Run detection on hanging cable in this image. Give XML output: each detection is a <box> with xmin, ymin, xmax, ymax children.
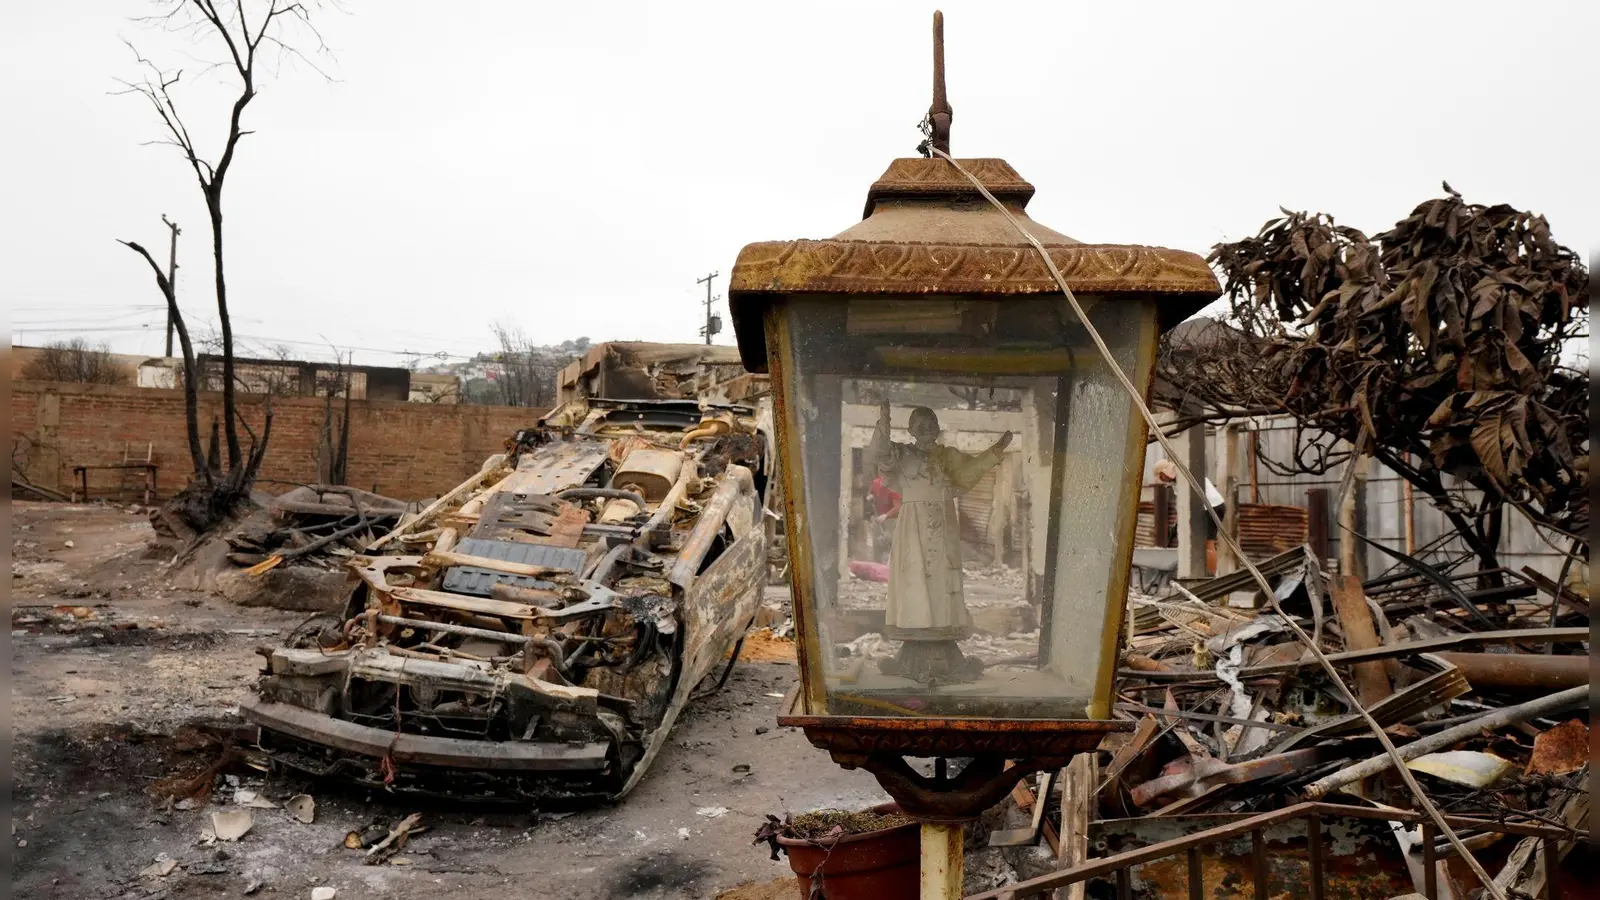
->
<box><xmin>927</xmin><ymin>146</ymin><xmax>1511</xmax><ymax>900</ymax></box>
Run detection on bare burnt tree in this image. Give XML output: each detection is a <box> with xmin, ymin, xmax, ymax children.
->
<box><xmin>114</xmin><ymin>0</ymin><xmax>333</xmax><ymax>535</ymax></box>
<box><xmin>313</xmin><ymin>350</ymin><xmax>353</xmax><ymax>485</ymax></box>
<box><xmin>1181</xmin><ymin>185</ymin><xmax>1589</xmax><ymax>571</ymax></box>
<box><xmin>20</xmin><ymin>339</ymin><xmax>131</xmax><ymax>386</ymax></box>
<box><xmin>120</xmin><ymin>241</ymin><xmax>208</xmax><ymax>481</ymax></box>
<box><xmin>486</xmin><ymin>322</ymin><xmax>569</xmax><ymax>409</ymax></box>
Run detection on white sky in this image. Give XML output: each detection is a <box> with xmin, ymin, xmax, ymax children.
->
<box><xmin>5</xmin><ymin>1</ymin><xmax>1595</xmax><ymax>367</ymax></box>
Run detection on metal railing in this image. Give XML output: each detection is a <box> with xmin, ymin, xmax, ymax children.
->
<box><xmin>965</xmin><ymin>801</ymin><xmax>1573</xmax><ymax>900</ymax></box>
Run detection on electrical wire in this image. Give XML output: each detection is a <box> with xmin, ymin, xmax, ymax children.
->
<box><xmin>928</xmin><ymin>147</ymin><xmax>1512</xmax><ymax>900</ymax></box>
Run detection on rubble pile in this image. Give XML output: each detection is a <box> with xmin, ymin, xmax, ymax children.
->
<box><xmin>995</xmin><ymin>544</ymin><xmax>1588</xmax><ymax>896</ymax></box>
<box><xmin>221</xmin><ymin>485</ymin><xmax>413</xmax><ymax>574</ymax></box>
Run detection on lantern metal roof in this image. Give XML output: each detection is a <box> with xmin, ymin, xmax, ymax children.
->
<box><xmin>727</xmin><ymin>12</ymin><xmax>1221</xmax><ymax>372</ymax></box>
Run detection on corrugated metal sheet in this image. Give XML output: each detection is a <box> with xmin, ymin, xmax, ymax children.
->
<box><xmin>1135</xmin><ymin>501</ymin><xmax>1170</xmax><ymax>548</ymax></box>
<box><xmin>1238</xmin><ymin>504</ymin><xmax>1309</xmax><ymax>560</ymax></box>
<box><xmin>1141</xmin><ymin>415</ymin><xmax>1571</xmax><ymax>580</ymax></box>
<box><xmin>957</xmin><ymin>467</ymin><xmax>997</xmax><ymax>554</ymax></box>
<box><xmin>440</xmin><ymin>537</ymin><xmax>588</xmax><ymax>597</ymax></box>
<box><xmin>1134</xmin><ymin>501</ymin><xmax>1305</xmax><ymax>562</ymax></box>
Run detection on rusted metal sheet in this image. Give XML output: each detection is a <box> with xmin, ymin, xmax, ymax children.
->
<box><xmin>1134</xmin><ymin>499</ymin><xmax>1301</xmax><ymax>559</ymax></box>
<box><xmin>956</xmin><ymin>465</ymin><xmax>997</xmax><ymax>554</ymax></box>
<box><xmin>1524</xmin><ymin>719</ymin><xmax>1588</xmax><ymax>776</ymax></box>
<box><xmin>1236</xmin><ymin>503</ymin><xmax>1309</xmax><ymax>560</ymax></box>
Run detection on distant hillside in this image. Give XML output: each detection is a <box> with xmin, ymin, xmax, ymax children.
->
<box><xmin>422</xmin><ymin>334</ymin><xmax>590</xmax><ymax>408</ymax></box>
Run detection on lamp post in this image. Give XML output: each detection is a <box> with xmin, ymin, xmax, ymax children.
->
<box><xmin>729</xmin><ymin>12</ymin><xmax>1221</xmax><ymax>897</ymax></box>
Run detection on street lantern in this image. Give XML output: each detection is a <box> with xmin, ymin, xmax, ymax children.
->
<box><xmin>728</xmin><ymin>9</ymin><xmax>1221</xmax><ymax>863</ymax></box>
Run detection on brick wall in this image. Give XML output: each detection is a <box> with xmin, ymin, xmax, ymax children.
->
<box><xmin>12</xmin><ymin>381</ymin><xmax>543</xmax><ymax>501</ymax></box>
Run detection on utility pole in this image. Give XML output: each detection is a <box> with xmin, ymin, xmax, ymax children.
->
<box><xmin>161</xmin><ymin>215</ymin><xmax>181</xmax><ymax>358</ymax></box>
<box><xmin>696</xmin><ymin>271</ymin><xmax>720</xmax><ymax>345</ymax></box>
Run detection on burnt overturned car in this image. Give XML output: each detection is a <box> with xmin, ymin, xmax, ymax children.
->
<box><xmin>241</xmin><ymin>398</ymin><xmax>772</xmax><ymax>805</ymax></box>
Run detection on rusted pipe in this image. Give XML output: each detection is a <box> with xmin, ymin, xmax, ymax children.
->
<box><xmin>1301</xmin><ymin>686</ymin><xmax>1587</xmax><ymax>799</ymax></box>
<box><xmin>557</xmin><ymin>487</ymin><xmax>647</xmax><ymax>510</ymax></box>
<box><xmin>1402</xmin><ymin>453</ymin><xmax>1416</xmax><ymax>555</ymax></box>
<box><xmin>487</xmin><ymin>582</ymin><xmax>566</xmax><ymax>606</ymax></box>
<box><xmin>1434</xmin><ymin>652</ymin><xmax>1587</xmax><ymax>691</ymax></box>
<box><xmin>376</xmin><ymin>615</ymin><xmax>570</xmax><ymax>676</ymax></box>
<box><xmin>667</xmin><ymin>465</ymin><xmax>753</xmax><ymax>588</ymax></box>
<box><xmin>678</xmin><ymin>417</ymin><xmax>731</xmax><ymax>448</ymax></box>
<box><xmin>585</xmin><ymin>543</ymin><xmax>632</xmax><ymax>583</ymax></box>
<box><xmin>377</xmin><ymin>614</ymin><xmax>530</xmax><ymax>645</ymax></box>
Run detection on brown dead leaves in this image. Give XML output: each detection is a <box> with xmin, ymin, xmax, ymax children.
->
<box><xmin>1208</xmin><ymin>184</ymin><xmax>1588</xmax><ymax>533</ymax></box>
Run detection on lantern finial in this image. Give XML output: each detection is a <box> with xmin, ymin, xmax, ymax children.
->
<box><xmin>927</xmin><ymin>11</ymin><xmax>952</xmax><ymax>156</ymax></box>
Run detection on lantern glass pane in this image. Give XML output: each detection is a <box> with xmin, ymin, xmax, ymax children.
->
<box><xmin>781</xmin><ymin>294</ymin><xmax>1158</xmax><ymax>719</ymax></box>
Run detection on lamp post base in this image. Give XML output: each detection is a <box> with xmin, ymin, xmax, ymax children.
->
<box><xmin>921</xmin><ymin>821</ymin><xmax>964</xmax><ymax>899</ymax></box>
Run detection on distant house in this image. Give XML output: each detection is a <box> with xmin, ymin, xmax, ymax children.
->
<box><xmin>193</xmin><ymin>354</ymin><xmax>413</xmax><ymax>400</ymax></box>
<box><xmin>556</xmin><ymin>342</ymin><xmax>758</xmax><ymax>405</ymax></box>
<box><xmin>408</xmin><ymin>372</ymin><xmax>462</xmax><ymax>404</ymax></box>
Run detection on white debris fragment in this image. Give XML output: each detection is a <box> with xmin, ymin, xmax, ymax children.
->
<box><xmin>234</xmin><ymin>790</ymin><xmax>279</xmax><ymax>810</ymax></box>
<box><xmin>211</xmin><ymin>809</ymin><xmax>253</xmax><ymax>841</ymax></box>
<box><xmin>695</xmin><ymin>807</ymin><xmax>730</xmax><ymax>818</ymax></box>
<box><xmin>285</xmin><ymin>794</ymin><xmax>315</xmax><ymax>824</ymax></box>
<box><xmin>311</xmin><ymin>888</ymin><xmax>338</xmax><ymax>900</ymax></box>
<box><xmin>677</xmin><ymin>827</ymin><xmax>691</xmax><ymax>840</ymax></box>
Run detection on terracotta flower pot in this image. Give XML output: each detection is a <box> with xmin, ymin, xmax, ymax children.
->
<box><xmin>776</xmin><ymin>803</ymin><xmax>919</xmax><ymax>900</ymax></box>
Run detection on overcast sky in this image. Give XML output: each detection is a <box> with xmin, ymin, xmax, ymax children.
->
<box><xmin>5</xmin><ymin>1</ymin><xmax>1594</xmax><ymax>367</ymax></box>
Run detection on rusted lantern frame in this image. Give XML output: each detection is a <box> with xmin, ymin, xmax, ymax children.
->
<box><xmin>728</xmin><ymin>13</ymin><xmax>1220</xmax><ymax>825</ymax></box>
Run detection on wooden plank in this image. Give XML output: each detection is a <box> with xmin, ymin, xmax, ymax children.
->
<box><xmin>388</xmin><ymin>586</ymin><xmax>538</xmax><ymax>620</ymax></box>
<box><xmin>1329</xmin><ymin>574</ymin><xmax>1391</xmax><ymax>707</ymax></box>
<box><xmin>1053</xmin><ymin>753</ymin><xmax>1098</xmax><ymax>900</ymax></box>
<box><xmin>422</xmin><ymin>550</ymin><xmax>572</xmax><ymax>579</ymax></box>
<box><xmin>1100</xmin><ymin>715</ymin><xmax>1160</xmax><ymax>799</ymax></box>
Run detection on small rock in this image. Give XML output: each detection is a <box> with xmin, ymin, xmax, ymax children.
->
<box><xmin>139</xmin><ymin>856</ymin><xmax>179</xmax><ymax>878</ymax></box>
<box><xmin>243</xmin><ymin>880</ymin><xmax>262</xmax><ymax>896</ymax></box>
<box><xmin>63</xmin><ymin>540</ymin><xmax>75</xmax><ymax>549</ymax></box>
<box><xmin>754</xmin><ymin>726</ymin><xmax>770</xmax><ymax>735</ymax></box>
<box><xmin>175</xmin><ymin>799</ymin><xmax>197</xmax><ymax>811</ymax></box>
<box><xmin>731</xmin><ymin>764</ymin><xmax>752</xmax><ymax>774</ymax></box>
<box><xmin>695</xmin><ymin>806</ymin><xmax>730</xmax><ymax>818</ymax></box>
<box><xmin>311</xmin><ymin>887</ymin><xmax>337</xmax><ymax>900</ymax></box>
<box><xmin>677</xmin><ymin>827</ymin><xmax>691</xmax><ymax>840</ymax></box>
